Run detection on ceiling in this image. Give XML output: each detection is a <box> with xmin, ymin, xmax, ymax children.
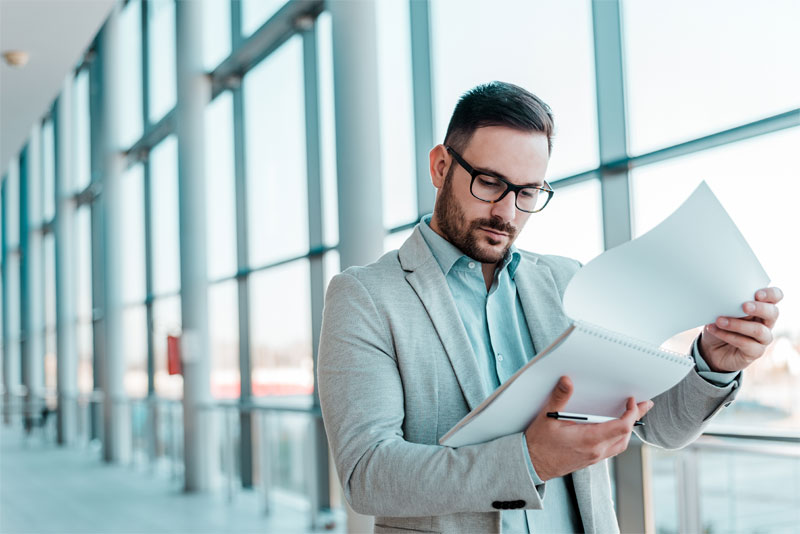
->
<box><xmin>1</xmin><ymin>0</ymin><xmax>115</xmax><ymax>176</ymax></box>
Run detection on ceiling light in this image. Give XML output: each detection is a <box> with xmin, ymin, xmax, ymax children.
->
<box><xmin>3</xmin><ymin>50</ymin><xmax>30</xmax><ymax>68</ymax></box>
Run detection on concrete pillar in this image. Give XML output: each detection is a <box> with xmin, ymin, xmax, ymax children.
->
<box><xmin>54</xmin><ymin>81</ymin><xmax>79</xmax><ymax>445</ymax></box>
<box><xmin>99</xmin><ymin>3</ymin><xmax>131</xmax><ymax>463</ymax></box>
<box><xmin>329</xmin><ymin>3</ymin><xmax>382</xmax><ymax>530</ymax></box>
<box><xmin>175</xmin><ymin>0</ymin><xmax>214</xmax><ymax>492</ymax></box>
<box><xmin>330</xmin><ymin>0</ymin><xmax>384</xmax><ymax>272</ymax></box>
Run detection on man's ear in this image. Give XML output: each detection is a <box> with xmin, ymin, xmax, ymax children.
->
<box><xmin>429</xmin><ymin>144</ymin><xmax>449</xmax><ymax>190</ymax></box>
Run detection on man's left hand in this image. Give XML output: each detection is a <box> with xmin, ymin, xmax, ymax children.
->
<box><xmin>699</xmin><ymin>287</ymin><xmax>784</xmax><ymax>373</ymax></box>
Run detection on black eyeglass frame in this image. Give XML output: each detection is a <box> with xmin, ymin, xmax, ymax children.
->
<box><xmin>445</xmin><ymin>146</ymin><xmax>554</xmax><ymax>213</ymax></box>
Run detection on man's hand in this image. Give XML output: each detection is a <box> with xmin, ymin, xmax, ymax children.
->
<box><xmin>699</xmin><ymin>287</ymin><xmax>784</xmax><ymax>373</ymax></box>
<box><xmin>524</xmin><ymin>376</ymin><xmax>653</xmax><ymax>482</ymax></box>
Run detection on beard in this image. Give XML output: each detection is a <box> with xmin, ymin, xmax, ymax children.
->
<box><xmin>433</xmin><ymin>168</ymin><xmax>518</xmax><ymax>264</ymax></box>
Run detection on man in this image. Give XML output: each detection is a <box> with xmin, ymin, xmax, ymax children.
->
<box><xmin>317</xmin><ymin>82</ymin><xmax>783</xmax><ymax>533</ymax></box>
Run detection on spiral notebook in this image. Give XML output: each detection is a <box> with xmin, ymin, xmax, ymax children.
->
<box><xmin>440</xmin><ymin>182</ymin><xmax>770</xmax><ymax>448</ymax></box>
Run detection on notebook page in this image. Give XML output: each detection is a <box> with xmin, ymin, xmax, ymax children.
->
<box><xmin>563</xmin><ymin>181</ymin><xmax>770</xmax><ymax>347</ymax></box>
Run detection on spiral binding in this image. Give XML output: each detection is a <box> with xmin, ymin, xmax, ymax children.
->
<box><xmin>573</xmin><ymin>320</ymin><xmax>693</xmax><ymax>365</ymax></box>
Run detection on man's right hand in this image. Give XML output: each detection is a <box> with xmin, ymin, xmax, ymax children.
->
<box><xmin>524</xmin><ymin>376</ymin><xmax>653</xmax><ymax>482</ymax></box>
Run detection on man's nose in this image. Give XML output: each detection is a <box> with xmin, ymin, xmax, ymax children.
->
<box><xmin>490</xmin><ymin>191</ymin><xmax>518</xmax><ymax>222</ymax></box>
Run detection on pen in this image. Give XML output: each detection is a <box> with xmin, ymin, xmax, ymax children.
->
<box><xmin>547</xmin><ymin>411</ymin><xmax>645</xmax><ymax>426</ymax></box>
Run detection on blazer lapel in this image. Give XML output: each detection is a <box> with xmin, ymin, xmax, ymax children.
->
<box><xmin>571</xmin><ymin>468</ymin><xmax>597</xmax><ymax>533</ymax></box>
<box><xmin>400</xmin><ymin>229</ymin><xmax>487</xmax><ymax>411</ymax></box>
<box><xmin>514</xmin><ymin>259</ymin><xmax>573</xmax><ymax>354</ymax></box>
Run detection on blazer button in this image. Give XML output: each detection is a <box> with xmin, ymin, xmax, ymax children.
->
<box><xmin>492</xmin><ymin>501</ymin><xmax>502</xmax><ymax>509</ymax></box>
<box><xmin>515</xmin><ymin>500</ymin><xmax>526</xmax><ymax>508</ymax></box>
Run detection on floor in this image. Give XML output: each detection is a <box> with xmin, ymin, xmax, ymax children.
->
<box><xmin>0</xmin><ymin>424</ymin><xmax>344</xmax><ymax>534</ymax></box>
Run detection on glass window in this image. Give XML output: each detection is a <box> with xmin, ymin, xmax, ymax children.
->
<box><xmin>119</xmin><ymin>164</ymin><xmax>146</xmax><ymax>304</ymax></box>
<box><xmin>376</xmin><ymin>0</ymin><xmax>416</xmax><ymax>228</ymax></box>
<box><xmin>41</xmin><ymin>117</ymin><xmax>56</xmax><ymax>221</ymax></box>
<box><xmin>6</xmin><ymin>255</ymin><xmax>21</xmax><ymax>384</ymax></box>
<box><xmin>44</xmin><ymin>233</ymin><xmax>57</xmax><ymax>392</ymax></box>
<box><xmin>249</xmin><ymin>260</ymin><xmax>313</xmax><ymax>397</ymax></box>
<box><xmin>631</xmin><ymin>127</ymin><xmax>800</xmax><ymax>430</ymax></box>
<box><xmin>26</xmin><ymin>131</ymin><xmax>42</xmax><ymax>227</ymax></box>
<box><xmin>317</xmin><ymin>12</ymin><xmax>339</xmax><ymax>248</ymax></box>
<box><xmin>244</xmin><ymin>36</ymin><xmax>309</xmax><ymax>267</ymax></box>
<box><xmin>204</xmin><ymin>91</ymin><xmax>238</xmax><ymax>280</ymax></box>
<box><xmin>383</xmin><ymin>228</ymin><xmax>413</xmax><ymax>255</ymax></box>
<box><xmin>123</xmin><ymin>305</ymin><xmax>148</xmax><ymax>398</ymax></box>
<box><xmin>75</xmin><ymin>206</ymin><xmax>94</xmax><ymax>393</ymax></box>
<box><xmin>152</xmin><ymin>296</ymin><xmax>182</xmax><ymax>399</ymax></box>
<box><xmin>241</xmin><ymin>0</ymin><xmax>285</xmax><ymax>37</ymax></box>
<box><xmin>514</xmin><ymin>179</ymin><xmax>604</xmax><ymax>264</ymax></box>
<box><xmin>147</xmin><ymin>0</ymin><xmax>177</xmax><ymax>124</ymax></box>
<box><xmin>5</xmin><ymin>160</ymin><xmax>19</xmax><ymax>247</ymax></box>
<box><xmin>150</xmin><ymin>135</ymin><xmax>181</xmax><ymax>295</ymax></box>
<box><xmin>118</xmin><ymin>0</ymin><xmax>144</xmax><ymax>149</ymax></box>
<box><xmin>623</xmin><ymin>0</ymin><xmax>800</xmax><ymax>155</ymax></box>
<box><xmin>202</xmin><ymin>0</ymin><xmax>231</xmax><ymax>71</ymax></box>
<box><xmin>73</xmin><ymin>69</ymin><xmax>92</xmax><ymax>192</ymax></box>
<box><xmin>430</xmin><ymin>0</ymin><xmax>599</xmax><ymax>180</ymax></box>
<box><xmin>209</xmin><ymin>280</ymin><xmax>239</xmax><ymax>399</ymax></box>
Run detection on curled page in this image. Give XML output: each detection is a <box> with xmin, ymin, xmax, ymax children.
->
<box><xmin>563</xmin><ymin>181</ymin><xmax>770</xmax><ymax>347</ymax></box>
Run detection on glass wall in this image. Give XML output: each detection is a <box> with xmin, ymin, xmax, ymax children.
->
<box><xmin>1</xmin><ymin>1</ymin><xmax>797</xmax><ymax>530</ymax></box>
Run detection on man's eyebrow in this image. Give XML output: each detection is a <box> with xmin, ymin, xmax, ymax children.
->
<box><xmin>473</xmin><ymin>164</ymin><xmax>543</xmax><ymax>187</ymax></box>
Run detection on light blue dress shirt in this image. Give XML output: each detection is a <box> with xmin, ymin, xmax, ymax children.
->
<box><xmin>418</xmin><ymin>215</ymin><xmax>738</xmax><ymax>533</ymax></box>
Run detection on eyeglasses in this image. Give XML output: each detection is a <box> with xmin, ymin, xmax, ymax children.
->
<box><xmin>446</xmin><ymin>146</ymin><xmax>553</xmax><ymax>213</ymax></box>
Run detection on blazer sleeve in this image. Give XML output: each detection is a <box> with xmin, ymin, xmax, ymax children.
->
<box><xmin>635</xmin><ymin>361</ymin><xmax>741</xmax><ymax>448</ymax></box>
<box><xmin>317</xmin><ymin>272</ymin><xmax>545</xmax><ymax>517</ymax></box>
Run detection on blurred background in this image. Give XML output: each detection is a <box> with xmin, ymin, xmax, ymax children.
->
<box><xmin>1</xmin><ymin>0</ymin><xmax>798</xmax><ymax>533</ymax></box>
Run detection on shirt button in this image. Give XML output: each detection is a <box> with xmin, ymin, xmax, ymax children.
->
<box><xmin>496</xmin><ymin>353</ymin><xmax>504</xmax><ymax>362</ymax></box>
<box><xmin>468</xmin><ymin>262</ymin><xmax>476</xmax><ymax>269</ymax></box>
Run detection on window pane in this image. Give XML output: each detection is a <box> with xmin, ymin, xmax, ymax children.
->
<box><xmin>202</xmin><ymin>0</ymin><xmax>231</xmax><ymax>71</ymax></box>
<box><xmin>118</xmin><ymin>0</ymin><xmax>144</xmax><ymax>149</ymax></box>
<box><xmin>244</xmin><ymin>36</ymin><xmax>308</xmax><ymax>266</ymax></box>
<box><xmin>120</xmin><ymin>164</ymin><xmax>146</xmax><ymax>304</ymax></box>
<box><xmin>377</xmin><ymin>0</ymin><xmax>416</xmax><ymax>228</ymax></box>
<box><xmin>383</xmin><ymin>228</ymin><xmax>413</xmax><ymax>255</ymax></box>
<box><xmin>153</xmin><ymin>296</ymin><xmax>182</xmax><ymax>399</ymax></box>
<box><xmin>209</xmin><ymin>280</ymin><xmax>239</xmax><ymax>399</ymax></box>
<box><xmin>43</xmin><ymin>233</ymin><xmax>56</xmax><ymax>329</ymax></box>
<box><xmin>514</xmin><ymin>179</ymin><xmax>604</xmax><ymax>264</ymax></box>
<box><xmin>317</xmin><ymin>12</ymin><xmax>339</xmax><ymax>247</ymax></box>
<box><xmin>623</xmin><ymin>0</ymin><xmax>800</xmax><ymax>155</ymax></box>
<box><xmin>27</xmin><ymin>130</ymin><xmax>42</xmax><ymax>226</ymax></box>
<box><xmin>430</xmin><ymin>0</ymin><xmax>599</xmax><ymax>180</ymax></box>
<box><xmin>150</xmin><ymin>135</ymin><xmax>181</xmax><ymax>295</ymax></box>
<box><xmin>147</xmin><ymin>0</ymin><xmax>177</xmax><ymax>124</ymax></box>
<box><xmin>631</xmin><ymin>127</ymin><xmax>800</xmax><ymax>430</ymax></box>
<box><xmin>73</xmin><ymin>69</ymin><xmax>92</xmax><ymax>192</ymax></box>
<box><xmin>75</xmin><ymin>206</ymin><xmax>93</xmax><ymax>322</ymax></box>
<box><xmin>250</xmin><ymin>260</ymin><xmax>313</xmax><ymax>397</ymax></box>
<box><xmin>42</xmin><ymin>117</ymin><xmax>56</xmax><ymax>221</ymax></box>
<box><xmin>77</xmin><ymin>321</ymin><xmax>94</xmax><ymax>394</ymax></box>
<box><xmin>204</xmin><ymin>91</ymin><xmax>238</xmax><ymax>280</ymax></box>
<box><xmin>123</xmin><ymin>305</ymin><xmax>148</xmax><ymax>398</ymax></box>
<box><xmin>241</xmin><ymin>0</ymin><xmax>285</xmax><ymax>37</ymax></box>
<box><xmin>5</xmin><ymin>159</ymin><xmax>19</xmax><ymax>247</ymax></box>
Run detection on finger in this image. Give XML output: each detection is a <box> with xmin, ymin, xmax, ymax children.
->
<box><xmin>740</xmin><ymin>301</ymin><xmax>780</xmax><ymax>329</ymax></box>
<box><xmin>542</xmin><ymin>376</ymin><xmax>574</xmax><ymax>414</ymax></box>
<box><xmin>636</xmin><ymin>400</ymin><xmax>654</xmax><ymax>420</ymax></box>
<box><xmin>714</xmin><ymin>317</ymin><xmax>773</xmax><ymax>346</ymax></box>
<box><xmin>707</xmin><ymin>324</ymin><xmax>767</xmax><ymax>357</ymax></box>
<box><xmin>587</xmin><ymin>398</ymin><xmax>638</xmax><ymax>442</ymax></box>
<box><xmin>755</xmin><ymin>287</ymin><xmax>784</xmax><ymax>304</ymax></box>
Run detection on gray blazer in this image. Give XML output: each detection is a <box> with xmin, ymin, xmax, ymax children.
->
<box><xmin>318</xmin><ymin>226</ymin><xmax>739</xmax><ymax>534</ymax></box>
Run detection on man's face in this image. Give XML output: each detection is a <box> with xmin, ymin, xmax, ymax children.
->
<box><xmin>430</xmin><ymin>126</ymin><xmax>550</xmax><ymax>264</ymax></box>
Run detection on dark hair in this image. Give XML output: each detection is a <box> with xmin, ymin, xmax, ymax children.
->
<box><xmin>443</xmin><ymin>81</ymin><xmax>554</xmax><ymax>154</ymax></box>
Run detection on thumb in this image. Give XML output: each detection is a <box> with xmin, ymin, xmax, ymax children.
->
<box><xmin>544</xmin><ymin>376</ymin><xmax>573</xmax><ymax>413</ymax></box>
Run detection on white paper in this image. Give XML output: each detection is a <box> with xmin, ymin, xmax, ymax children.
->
<box><xmin>563</xmin><ymin>181</ymin><xmax>770</xmax><ymax>346</ymax></box>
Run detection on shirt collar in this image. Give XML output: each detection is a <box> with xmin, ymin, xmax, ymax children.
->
<box><xmin>418</xmin><ymin>214</ymin><xmax>521</xmax><ymax>278</ymax></box>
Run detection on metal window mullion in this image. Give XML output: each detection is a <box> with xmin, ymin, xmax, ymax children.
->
<box><xmin>302</xmin><ymin>19</ymin><xmax>331</xmax><ymax>521</ymax></box>
<box><xmin>231</xmin><ymin>0</ymin><xmax>254</xmax><ymax>490</ymax></box>
<box><xmin>1</xmin><ymin>179</ymin><xmax>9</xmax><ymax>423</ymax></box>
<box><xmin>592</xmin><ymin>1</ymin><xmax>652</xmax><ymax>533</ymax></box>
<box><xmin>409</xmin><ymin>0</ymin><xmax>435</xmax><ymax>218</ymax></box>
<box><xmin>18</xmin><ymin>146</ymin><xmax>31</xmax><ymax>412</ymax></box>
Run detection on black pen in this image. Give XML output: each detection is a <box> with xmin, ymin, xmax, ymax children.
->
<box><xmin>547</xmin><ymin>411</ymin><xmax>645</xmax><ymax>426</ymax></box>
